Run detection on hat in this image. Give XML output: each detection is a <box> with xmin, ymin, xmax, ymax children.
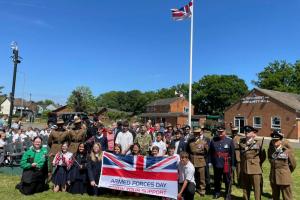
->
<box><xmin>271</xmin><ymin>130</ymin><xmax>283</xmax><ymax>140</ymax></box>
<box><xmin>74</xmin><ymin>118</ymin><xmax>82</xmax><ymax>124</ymax></box>
<box><xmin>166</xmin><ymin>123</ymin><xmax>173</xmax><ymax>128</ymax></box>
<box><xmin>57</xmin><ymin>120</ymin><xmax>64</xmax><ymax>125</ymax></box>
<box><xmin>244</xmin><ymin>126</ymin><xmax>258</xmax><ymax>134</ymax></box>
<box><xmin>232</xmin><ymin>127</ymin><xmax>238</xmax><ymax>131</ymax></box>
<box><xmin>184</xmin><ymin>125</ymin><xmax>191</xmax><ymax>130</ymax></box>
<box><xmin>193</xmin><ymin>127</ymin><xmax>202</xmax><ymax>133</ymax></box>
<box><xmin>217</xmin><ymin>125</ymin><xmax>225</xmax><ymax>132</ymax></box>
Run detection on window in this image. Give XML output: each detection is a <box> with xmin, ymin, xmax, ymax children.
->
<box><xmin>253</xmin><ymin>116</ymin><xmax>262</xmax><ymax>128</ymax></box>
<box><xmin>271</xmin><ymin>116</ymin><xmax>281</xmax><ymax>129</ymax></box>
<box><xmin>183</xmin><ymin>107</ymin><xmax>189</xmax><ymax>113</ymax></box>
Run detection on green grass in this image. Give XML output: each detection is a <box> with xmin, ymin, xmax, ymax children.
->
<box><xmin>1</xmin><ymin>148</ymin><xmax>299</xmax><ymax>200</ymax></box>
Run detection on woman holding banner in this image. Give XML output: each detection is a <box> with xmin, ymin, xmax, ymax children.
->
<box><xmin>87</xmin><ymin>143</ymin><xmax>103</xmax><ymax>196</ymax></box>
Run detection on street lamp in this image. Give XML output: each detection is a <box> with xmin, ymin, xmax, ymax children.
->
<box><xmin>8</xmin><ymin>41</ymin><xmax>21</xmax><ymax>128</ymax></box>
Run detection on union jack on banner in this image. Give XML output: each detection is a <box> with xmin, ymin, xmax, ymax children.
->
<box><xmin>99</xmin><ymin>152</ymin><xmax>178</xmax><ymax>199</ymax></box>
<box><xmin>171</xmin><ymin>1</ymin><xmax>193</xmax><ymax>21</ymax></box>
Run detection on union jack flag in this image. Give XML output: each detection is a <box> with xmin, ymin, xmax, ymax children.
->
<box><xmin>171</xmin><ymin>1</ymin><xmax>193</xmax><ymax>21</ymax></box>
<box><xmin>99</xmin><ymin>152</ymin><xmax>178</xmax><ymax>198</ymax></box>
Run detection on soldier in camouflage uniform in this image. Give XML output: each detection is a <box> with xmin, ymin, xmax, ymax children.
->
<box><xmin>134</xmin><ymin>124</ymin><xmax>152</xmax><ymax>155</ymax></box>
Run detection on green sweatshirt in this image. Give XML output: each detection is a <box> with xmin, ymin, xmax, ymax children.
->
<box><xmin>20</xmin><ymin>146</ymin><xmax>48</xmax><ymax>169</ymax></box>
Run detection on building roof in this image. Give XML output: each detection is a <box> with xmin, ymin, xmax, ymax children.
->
<box><xmin>147</xmin><ymin>97</ymin><xmax>184</xmax><ymax>106</ymax></box>
<box><xmin>140</xmin><ymin>112</ymin><xmax>188</xmax><ymax>117</ymax></box>
<box><xmin>0</xmin><ymin>95</ymin><xmax>6</xmax><ymax>104</ymax></box>
<box><xmin>255</xmin><ymin>88</ymin><xmax>300</xmax><ymax>111</ymax></box>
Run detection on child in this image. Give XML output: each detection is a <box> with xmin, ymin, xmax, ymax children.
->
<box><xmin>52</xmin><ymin>142</ymin><xmax>73</xmax><ymax>192</ymax></box>
<box><xmin>152</xmin><ymin>132</ymin><xmax>167</xmax><ymax>156</ymax></box>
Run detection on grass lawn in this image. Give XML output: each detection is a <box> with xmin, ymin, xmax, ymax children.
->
<box><xmin>0</xmin><ymin>147</ymin><xmax>299</xmax><ymax>200</ymax></box>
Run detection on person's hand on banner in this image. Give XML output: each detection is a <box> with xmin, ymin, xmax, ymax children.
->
<box><xmin>90</xmin><ymin>181</ymin><xmax>96</xmax><ymax>187</ymax></box>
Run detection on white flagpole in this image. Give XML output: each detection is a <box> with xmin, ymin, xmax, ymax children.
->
<box><xmin>188</xmin><ymin>0</ymin><xmax>194</xmax><ymax>127</ymax></box>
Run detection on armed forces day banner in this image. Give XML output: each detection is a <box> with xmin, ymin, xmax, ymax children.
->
<box><xmin>99</xmin><ymin>152</ymin><xmax>178</xmax><ymax>199</ymax></box>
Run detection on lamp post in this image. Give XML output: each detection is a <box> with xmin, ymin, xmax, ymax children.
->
<box><xmin>8</xmin><ymin>41</ymin><xmax>21</xmax><ymax>128</ymax></box>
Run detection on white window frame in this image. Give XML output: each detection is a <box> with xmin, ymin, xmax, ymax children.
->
<box><xmin>253</xmin><ymin>116</ymin><xmax>262</xmax><ymax>128</ymax></box>
<box><xmin>271</xmin><ymin>116</ymin><xmax>281</xmax><ymax>129</ymax></box>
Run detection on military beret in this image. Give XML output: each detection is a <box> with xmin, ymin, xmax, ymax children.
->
<box><xmin>271</xmin><ymin>130</ymin><xmax>283</xmax><ymax>140</ymax></box>
<box><xmin>243</xmin><ymin>125</ymin><xmax>258</xmax><ymax>134</ymax></box>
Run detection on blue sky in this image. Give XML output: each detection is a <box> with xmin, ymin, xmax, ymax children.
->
<box><xmin>0</xmin><ymin>0</ymin><xmax>300</xmax><ymax>104</ymax></box>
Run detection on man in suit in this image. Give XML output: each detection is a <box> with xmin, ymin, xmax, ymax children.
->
<box><xmin>239</xmin><ymin>125</ymin><xmax>266</xmax><ymax>200</ymax></box>
<box><xmin>268</xmin><ymin>130</ymin><xmax>296</xmax><ymax>200</ymax></box>
<box><xmin>187</xmin><ymin>127</ymin><xmax>209</xmax><ymax>196</ymax></box>
<box><xmin>171</xmin><ymin>130</ymin><xmax>186</xmax><ymax>155</ymax></box>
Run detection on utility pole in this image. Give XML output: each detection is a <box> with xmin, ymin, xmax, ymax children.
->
<box><xmin>8</xmin><ymin>41</ymin><xmax>21</xmax><ymax>128</ymax></box>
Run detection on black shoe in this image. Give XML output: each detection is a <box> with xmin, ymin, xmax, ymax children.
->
<box><xmin>213</xmin><ymin>193</ymin><xmax>221</xmax><ymax>199</ymax></box>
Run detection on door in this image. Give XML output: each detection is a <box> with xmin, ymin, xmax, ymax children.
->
<box><xmin>234</xmin><ymin>117</ymin><xmax>245</xmax><ymax>133</ymax></box>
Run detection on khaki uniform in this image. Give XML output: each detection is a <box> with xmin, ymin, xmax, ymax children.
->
<box><xmin>48</xmin><ymin>129</ymin><xmax>70</xmax><ymax>155</ymax></box>
<box><xmin>69</xmin><ymin>127</ymin><xmax>86</xmax><ymax>153</ymax></box>
<box><xmin>239</xmin><ymin>138</ymin><xmax>266</xmax><ymax>200</ymax></box>
<box><xmin>188</xmin><ymin>136</ymin><xmax>209</xmax><ymax>195</ymax></box>
<box><xmin>232</xmin><ymin>134</ymin><xmax>241</xmax><ymax>186</ymax></box>
<box><xmin>269</xmin><ymin>146</ymin><xmax>296</xmax><ymax>200</ymax></box>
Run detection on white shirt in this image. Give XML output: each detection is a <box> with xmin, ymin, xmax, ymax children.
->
<box><xmin>115</xmin><ymin>131</ymin><xmax>133</xmax><ymax>155</ymax></box>
<box><xmin>0</xmin><ymin>139</ymin><xmax>6</xmax><ymax>148</ymax></box>
<box><xmin>13</xmin><ymin>133</ymin><xmax>27</xmax><ymax>143</ymax></box>
<box><xmin>178</xmin><ymin>161</ymin><xmax>195</xmax><ymax>184</ymax></box>
<box><xmin>152</xmin><ymin>140</ymin><xmax>167</xmax><ymax>156</ymax></box>
<box><xmin>175</xmin><ymin>140</ymin><xmax>180</xmax><ymax>154</ymax></box>
<box><xmin>26</xmin><ymin>130</ymin><xmax>37</xmax><ymax>140</ymax></box>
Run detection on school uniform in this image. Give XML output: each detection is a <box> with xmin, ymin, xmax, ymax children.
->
<box><xmin>87</xmin><ymin>155</ymin><xmax>103</xmax><ymax>195</ymax></box>
<box><xmin>52</xmin><ymin>151</ymin><xmax>73</xmax><ymax>186</ymax></box>
<box><xmin>67</xmin><ymin>153</ymin><xmax>88</xmax><ymax>194</ymax></box>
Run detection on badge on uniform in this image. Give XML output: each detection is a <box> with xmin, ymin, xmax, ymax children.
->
<box><xmin>224</xmin><ymin>144</ymin><xmax>229</xmax><ymax>149</ymax></box>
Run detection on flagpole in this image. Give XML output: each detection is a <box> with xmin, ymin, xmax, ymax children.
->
<box><xmin>188</xmin><ymin>0</ymin><xmax>194</xmax><ymax>127</ymax></box>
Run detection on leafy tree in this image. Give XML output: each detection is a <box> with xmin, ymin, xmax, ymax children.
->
<box><xmin>193</xmin><ymin>75</ymin><xmax>248</xmax><ymax>115</ymax></box>
<box><xmin>67</xmin><ymin>86</ymin><xmax>96</xmax><ymax>113</ymax></box>
<box><xmin>252</xmin><ymin>60</ymin><xmax>296</xmax><ymax>93</ymax></box>
<box><xmin>36</xmin><ymin>99</ymin><xmax>55</xmax><ymax>106</ymax></box>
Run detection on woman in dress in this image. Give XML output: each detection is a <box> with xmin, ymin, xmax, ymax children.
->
<box><xmin>87</xmin><ymin>143</ymin><xmax>103</xmax><ymax>196</ymax></box>
<box><xmin>17</xmin><ymin>136</ymin><xmax>49</xmax><ymax>195</ymax></box>
<box><xmin>52</xmin><ymin>142</ymin><xmax>73</xmax><ymax>192</ymax></box>
<box><xmin>67</xmin><ymin>142</ymin><xmax>88</xmax><ymax>194</ymax></box>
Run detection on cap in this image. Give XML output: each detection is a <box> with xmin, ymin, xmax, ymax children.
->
<box><xmin>271</xmin><ymin>130</ymin><xmax>283</xmax><ymax>140</ymax></box>
<box><xmin>217</xmin><ymin>125</ymin><xmax>225</xmax><ymax>132</ymax></box>
<box><xmin>244</xmin><ymin>126</ymin><xmax>258</xmax><ymax>134</ymax></box>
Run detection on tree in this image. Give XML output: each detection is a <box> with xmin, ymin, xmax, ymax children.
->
<box><xmin>67</xmin><ymin>86</ymin><xmax>96</xmax><ymax>113</ymax></box>
<box><xmin>193</xmin><ymin>75</ymin><xmax>248</xmax><ymax>115</ymax></box>
<box><xmin>252</xmin><ymin>60</ymin><xmax>296</xmax><ymax>93</ymax></box>
<box><xmin>36</xmin><ymin>99</ymin><xmax>55</xmax><ymax>106</ymax></box>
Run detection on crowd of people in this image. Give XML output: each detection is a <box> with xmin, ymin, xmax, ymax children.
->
<box><xmin>0</xmin><ymin>114</ymin><xmax>297</xmax><ymax>200</ymax></box>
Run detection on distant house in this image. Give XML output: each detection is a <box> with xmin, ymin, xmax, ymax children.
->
<box><xmin>140</xmin><ymin>97</ymin><xmax>205</xmax><ymax>127</ymax></box>
<box><xmin>224</xmin><ymin>88</ymin><xmax>300</xmax><ymax>139</ymax></box>
<box><xmin>0</xmin><ymin>97</ymin><xmax>38</xmax><ymax>117</ymax></box>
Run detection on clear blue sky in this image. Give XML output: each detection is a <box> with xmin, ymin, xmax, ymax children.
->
<box><xmin>1</xmin><ymin>0</ymin><xmax>300</xmax><ymax>104</ymax></box>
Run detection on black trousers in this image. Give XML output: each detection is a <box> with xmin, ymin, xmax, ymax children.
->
<box><xmin>18</xmin><ymin>180</ymin><xmax>46</xmax><ymax>195</ymax></box>
<box><xmin>213</xmin><ymin>167</ymin><xmax>231</xmax><ymax>195</ymax></box>
<box><xmin>178</xmin><ymin>182</ymin><xmax>196</xmax><ymax>200</ymax></box>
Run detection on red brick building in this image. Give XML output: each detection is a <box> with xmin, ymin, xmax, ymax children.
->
<box><xmin>224</xmin><ymin>88</ymin><xmax>300</xmax><ymax>139</ymax></box>
<box><xmin>141</xmin><ymin>97</ymin><xmax>206</xmax><ymax>127</ymax></box>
